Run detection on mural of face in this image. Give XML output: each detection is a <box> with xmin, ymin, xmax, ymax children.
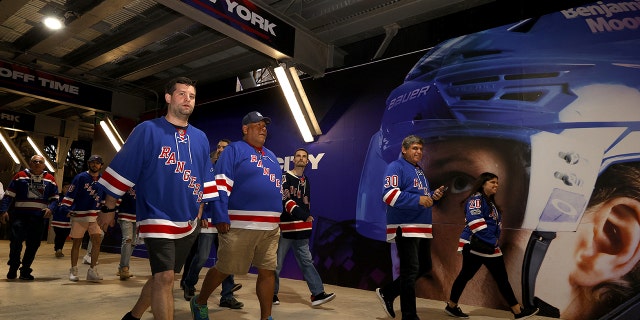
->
<box><xmin>417</xmin><ymin>137</ymin><xmax>530</xmax><ymax>309</ymax></box>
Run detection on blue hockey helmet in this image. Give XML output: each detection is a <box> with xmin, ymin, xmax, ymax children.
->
<box><xmin>357</xmin><ymin>8</ymin><xmax>640</xmax><ymax>240</ymax></box>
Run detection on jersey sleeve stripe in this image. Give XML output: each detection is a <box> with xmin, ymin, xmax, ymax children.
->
<box><xmin>383</xmin><ymin>188</ymin><xmax>400</xmax><ymax>206</ymax></box>
<box><xmin>100</xmin><ymin>167</ymin><xmax>133</xmax><ymax>195</ymax></box>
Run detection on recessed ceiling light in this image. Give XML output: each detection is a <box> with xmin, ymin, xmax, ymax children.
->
<box><xmin>43</xmin><ymin>16</ymin><xmax>64</xmax><ymax>30</ymax></box>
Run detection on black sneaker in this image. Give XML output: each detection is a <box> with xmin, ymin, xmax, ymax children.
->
<box><xmin>6</xmin><ymin>268</ymin><xmax>18</xmax><ymax>280</ymax></box>
<box><xmin>445</xmin><ymin>304</ymin><xmax>469</xmax><ymax>318</ymax></box>
<box><xmin>375</xmin><ymin>288</ymin><xmax>395</xmax><ymax>318</ymax></box>
<box><xmin>19</xmin><ymin>273</ymin><xmax>35</xmax><ymax>281</ymax></box>
<box><xmin>311</xmin><ymin>292</ymin><xmax>336</xmax><ymax>307</ymax></box>
<box><xmin>514</xmin><ymin>307</ymin><xmax>539</xmax><ymax>319</ymax></box>
<box><xmin>220</xmin><ymin>297</ymin><xmax>244</xmax><ymax>309</ymax></box>
<box><xmin>273</xmin><ymin>294</ymin><xmax>280</xmax><ymax>305</ymax></box>
<box><xmin>183</xmin><ymin>286</ymin><xmax>195</xmax><ymax>301</ymax></box>
<box><xmin>231</xmin><ymin>283</ymin><xmax>242</xmax><ymax>292</ymax></box>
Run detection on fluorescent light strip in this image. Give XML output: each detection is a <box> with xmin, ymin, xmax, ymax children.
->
<box><xmin>273</xmin><ymin>66</ymin><xmax>314</xmax><ymax>142</ymax></box>
<box><xmin>288</xmin><ymin>67</ymin><xmax>321</xmax><ymax>135</ymax></box>
<box><xmin>106</xmin><ymin>117</ymin><xmax>124</xmax><ymax>145</ymax></box>
<box><xmin>100</xmin><ymin>120</ymin><xmax>122</xmax><ymax>151</ymax></box>
<box><xmin>0</xmin><ymin>131</ymin><xmax>20</xmax><ymax>164</ymax></box>
<box><xmin>26</xmin><ymin>136</ymin><xmax>56</xmax><ymax>172</ymax></box>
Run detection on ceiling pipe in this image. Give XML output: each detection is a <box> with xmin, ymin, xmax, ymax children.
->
<box><xmin>372</xmin><ymin>23</ymin><xmax>400</xmax><ymax>60</ymax></box>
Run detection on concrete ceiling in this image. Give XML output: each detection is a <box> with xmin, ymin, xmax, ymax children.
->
<box><xmin>0</xmin><ymin>0</ymin><xmax>593</xmax><ymax>139</ymax></box>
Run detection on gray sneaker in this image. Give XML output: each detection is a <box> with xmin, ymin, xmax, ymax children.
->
<box><xmin>69</xmin><ymin>266</ymin><xmax>79</xmax><ymax>282</ymax></box>
<box><xmin>220</xmin><ymin>297</ymin><xmax>244</xmax><ymax>309</ymax></box>
<box><xmin>87</xmin><ymin>267</ymin><xmax>103</xmax><ymax>282</ymax></box>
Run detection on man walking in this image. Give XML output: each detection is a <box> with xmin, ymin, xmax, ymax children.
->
<box><xmin>375</xmin><ymin>135</ymin><xmax>446</xmax><ymax>319</ymax></box>
<box><xmin>273</xmin><ymin>148</ymin><xmax>335</xmax><ymax>307</ymax></box>
<box><xmin>191</xmin><ymin>111</ymin><xmax>282</xmax><ymax>320</ymax></box>
<box><xmin>182</xmin><ymin>138</ymin><xmax>244</xmax><ymax>310</ymax></box>
<box><xmin>97</xmin><ymin>77</ymin><xmax>215</xmax><ymax>320</ymax></box>
<box><xmin>62</xmin><ymin>154</ymin><xmax>106</xmax><ymax>282</ymax></box>
<box><xmin>0</xmin><ymin>155</ymin><xmax>58</xmax><ymax>280</ymax></box>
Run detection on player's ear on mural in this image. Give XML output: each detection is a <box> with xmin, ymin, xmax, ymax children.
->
<box><xmin>572</xmin><ymin>196</ymin><xmax>640</xmax><ymax>287</ymax></box>
<box><xmin>565</xmin><ymin>161</ymin><xmax>640</xmax><ymax>317</ymax></box>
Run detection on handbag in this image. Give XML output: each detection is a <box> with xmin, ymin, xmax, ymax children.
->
<box><xmin>469</xmin><ymin>234</ymin><xmax>495</xmax><ymax>254</ymax></box>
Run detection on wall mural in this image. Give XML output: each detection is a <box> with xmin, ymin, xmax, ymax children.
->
<box><xmin>192</xmin><ymin>1</ymin><xmax>640</xmax><ymax>318</ymax></box>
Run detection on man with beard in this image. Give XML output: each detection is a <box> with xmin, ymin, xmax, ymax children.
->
<box><xmin>61</xmin><ymin>154</ymin><xmax>105</xmax><ymax>282</ymax></box>
<box><xmin>97</xmin><ymin>77</ymin><xmax>215</xmax><ymax>320</ymax></box>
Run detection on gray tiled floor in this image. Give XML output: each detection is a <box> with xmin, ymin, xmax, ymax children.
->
<box><xmin>0</xmin><ymin>240</ymin><xmax>551</xmax><ymax>319</ymax></box>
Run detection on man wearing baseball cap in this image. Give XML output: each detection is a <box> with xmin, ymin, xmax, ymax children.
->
<box><xmin>241</xmin><ymin>111</ymin><xmax>271</xmax><ymax>125</ymax></box>
<box><xmin>192</xmin><ymin>111</ymin><xmax>281</xmax><ymax>320</ymax></box>
<box><xmin>61</xmin><ymin>154</ymin><xmax>106</xmax><ymax>282</ymax></box>
<box><xmin>81</xmin><ymin>155</ymin><xmax>105</xmax><ymax>266</ymax></box>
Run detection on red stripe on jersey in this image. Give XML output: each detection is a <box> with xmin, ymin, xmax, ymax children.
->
<box><xmin>280</xmin><ymin>221</ymin><xmax>312</xmax><ymax>231</ymax></box>
<box><xmin>469</xmin><ymin>220</ymin><xmax>486</xmax><ymax>231</ymax></box>
<box><xmin>102</xmin><ymin>170</ymin><xmax>130</xmax><ymax>193</ymax></box>
<box><xmin>384</xmin><ymin>189</ymin><xmax>399</xmax><ymax>205</ymax></box>
<box><xmin>203</xmin><ymin>183</ymin><xmax>217</xmax><ymax>195</ymax></box>
<box><xmin>399</xmin><ymin>226</ymin><xmax>432</xmax><ymax>234</ymax></box>
<box><xmin>285</xmin><ymin>200</ymin><xmax>297</xmax><ymax>213</ymax></box>
<box><xmin>216</xmin><ymin>178</ymin><xmax>233</xmax><ymax>193</ymax></box>
<box><xmin>138</xmin><ymin>223</ymin><xmax>193</xmax><ymax>235</ymax></box>
<box><xmin>229</xmin><ymin>214</ymin><xmax>280</xmax><ymax>223</ymax></box>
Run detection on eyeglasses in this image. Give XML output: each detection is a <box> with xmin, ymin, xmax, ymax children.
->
<box><xmin>31</xmin><ymin>160</ymin><xmax>44</xmax><ymax>164</ymax></box>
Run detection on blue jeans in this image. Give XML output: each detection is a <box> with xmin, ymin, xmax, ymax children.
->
<box><xmin>275</xmin><ymin>236</ymin><xmax>324</xmax><ymax>296</ymax></box>
<box><xmin>119</xmin><ymin>220</ymin><xmax>137</xmax><ymax>268</ymax></box>
<box><xmin>183</xmin><ymin>233</ymin><xmax>235</xmax><ymax>300</ymax></box>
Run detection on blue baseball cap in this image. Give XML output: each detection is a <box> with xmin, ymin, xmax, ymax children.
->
<box><xmin>242</xmin><ymin>111</ymin><xmax>271</xmax><ymax>125</ymax></box>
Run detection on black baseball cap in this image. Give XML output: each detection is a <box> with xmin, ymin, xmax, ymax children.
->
<box><xmin>88</xmin><ymin>155</ymin><xmax>104</xmax><ymax>164</ymax></box>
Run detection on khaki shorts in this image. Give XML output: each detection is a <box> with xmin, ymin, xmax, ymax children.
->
<box><xmin>70</xmin><ymin>221</ymin><xmax>103</xmax><ymax>238</ymax></box>
<box><xmin>216</xmin><ymin>227</ymin><xmax>280</xmax><ymax>275</ymax></box>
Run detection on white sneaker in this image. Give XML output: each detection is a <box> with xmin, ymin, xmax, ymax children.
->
<box><xmin>69</xmin><ymin>266</ymin><xmax>79</xmax><ymax>282</ymax></box>
<box><xmin>87</xmin><ymin>267</ymin><xmax>103</xmax><ymax>282</ymax></box>
<box><xmin>83</xmin><ymin>254</ymin><xmax>99</xmax><ymax>265</ymax></box>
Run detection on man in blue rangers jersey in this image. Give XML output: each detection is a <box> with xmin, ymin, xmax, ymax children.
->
<box><xmin>191</xmin><ymin>111</ymin><xmax>282</xmax><ymax>320</ymax></box>
<box><xmin>0</xmin><ymin>155</ymin><xmax>58</xmax><ymax>281</ymax></box>
<box><xmin>61</xmin><ymin>154</ymin><xmax>106</xmax><ymax>282</ymax></box>
<box><xmin>97</xmin><ymin>77</ymin><xmax>216</xmax><ymax>320</ymax></box>
<box><xmin>375</xmin><ymin>135</ymin><xmax>446</xmax><ymax>320</ymax></box>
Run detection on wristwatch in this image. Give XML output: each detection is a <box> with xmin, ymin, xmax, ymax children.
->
<box><xmin>100</xmin><ymin>205</ymin><xmax>116</xmax><ymax>213</ymax></box>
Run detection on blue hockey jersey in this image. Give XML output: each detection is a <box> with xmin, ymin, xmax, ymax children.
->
<box><xmin>98</xmin><ymin>117</ymin><xmax>215</xmax><ymax>239</ymax></box>
<box><xmin>211</xmin><ymin>140</ymin><xmax>282</xmax><ymax>230</ymax></box>
<box><xmin>461</xmin><ymin>192</ymin><xmax>502</xmax><ymax>257</ymax></box>
<box><xmin>60</xmin><ymin>171</ymin><xmax>104</xmax><ymax>223</ymax></box>
<box><xmin>0</xmin><ymin>169</ymin><xmax>58</xmax><ymax>215</ymax></box>
<box><xmin>382</xmin><ymin>158</ymin><xmax>433</xmax><ymax>242</ymax></box>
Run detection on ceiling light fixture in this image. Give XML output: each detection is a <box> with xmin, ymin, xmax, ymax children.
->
<box><xmin>0</xmin><ymin>129</ymin><xmax>20</xmax><ymax>165</ymax></box>
<box><xmin>100</xmin><ymin>117</ymin><xmax>124</xmax><ymax>151</ymax></box>
<box><xmin>26</xmin><ymin>136</ymin><xmax>56</xmax><ymax>172</ymax></box>
<box><xmin>43</xmin><ymin>16</ymin><xmax>64</xmax><ymax>30</ymax></box>
<box><xmin>273</xmin><ymin>65</ymin><xmax>321</xmax><ymax>143</ymax></box>
<box><xmin>43</xmin><ymin>11</ymin><xmax>79</xmax><ymax>30</ymax></box>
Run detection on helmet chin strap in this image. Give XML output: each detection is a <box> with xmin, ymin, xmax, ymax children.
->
<box><xmin>521</xmin><ymin>231</ymin><xmax>559</xmax><ymax>317</ymax></box>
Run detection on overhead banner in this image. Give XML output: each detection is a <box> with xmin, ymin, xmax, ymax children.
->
<box><xmin>0</xmin><ymin>61</ymin><xmax>112</xmax><ymax>112</ymax></box>
<box><xmin>182</xmin><ymin>0</ymin><xmax>295</xmax><ymax>57</ymax></box>
<box><xmin>0</xmin><ymin>110</ymin><xmax>35</xmax><ymax>131</ymax></box>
